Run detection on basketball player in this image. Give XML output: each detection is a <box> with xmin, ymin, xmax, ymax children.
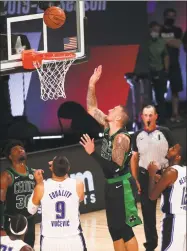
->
<box><xmin>27</xmin><ymin>155</ymin><xmax>87</xmax><ymax>251</ymax></box>
<box><xmin>79</xmin><ymin>65</ymin><xmax>142</xmax><ymax>251</ymax></box>
<box><xmin>0</xmin><ymin>214</ymin><xmax>33</xmax><ymax>251</ymax></box>
<box><xmin>148</xmin><ymin>144</ymin><xmax>186</xmax><ymax>251</ymax></box>
<box><xmin>0</xmin><ymin>140</ymin><xmax>43</xmax><ymax>248</ymax></box>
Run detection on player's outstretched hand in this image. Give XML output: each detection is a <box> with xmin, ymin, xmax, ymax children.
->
<box><xmin>79</xmin><ymin>134</ymin><xmax>95</xmax><ymax>155</ymax></box>
<box><xmin>89</xmin><ymin>65</ymin><xmax>102</xmax><ymax>84</ymax></box>
<box><xmin>34</xmin><ymin>169</ymin><xmax>44</xmax><ymax>184</ymax></box>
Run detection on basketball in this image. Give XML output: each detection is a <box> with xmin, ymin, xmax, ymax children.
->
<box><xmin>43</xmin><ymin>6</ymin><xmax>66</xmax><ymax>29</ymax></box>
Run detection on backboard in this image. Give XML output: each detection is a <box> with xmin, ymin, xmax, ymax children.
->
<box><xmin>0</xmin><ymin>1</ymin><xmax>87</xmax><ymax>75</ymax></box>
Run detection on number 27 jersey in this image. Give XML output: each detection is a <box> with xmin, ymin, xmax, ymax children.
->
<box><xmin>41</xmin><ymin>178</ymin><xmax>81</xmax><ymax>238</ymax></box>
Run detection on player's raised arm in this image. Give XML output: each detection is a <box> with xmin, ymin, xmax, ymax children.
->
<box><xmin>148</xmin><ymin>163</ymin><xmax>178</xmax><ymax>200</ymax></box>
<box><xmin>87</xmin><ymin>65</ymin><xmax>108</xmax><ymax>128</ymax></box>
<box><xmin>27</xmin><ymin>182</ymin><xmax>44</xmax><ymax>215</ymax></box>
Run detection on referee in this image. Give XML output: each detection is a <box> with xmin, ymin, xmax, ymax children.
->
<box><xmin>131</xmin><ymin>105</ymin><xmax>175</xmax><ymax>251</ymax></box>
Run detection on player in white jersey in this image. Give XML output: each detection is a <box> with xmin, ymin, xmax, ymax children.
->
<box><xmin>27</xmin><ymin>155</ymin><xmax>87</xmax><ymax>251</ymax></box>
<box><xmin>148</xmin><ymin>144</ymin><xmax>186</xmax><ymax>251</ymax></box>
<box><xmin>0</xmin><ymin>214</ymin><xmax>33</xmax><ymax>251</ymax></box>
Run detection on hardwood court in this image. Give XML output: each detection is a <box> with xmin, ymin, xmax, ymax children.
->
<box><xmin>34</xmin><ymin>201</ymin><xmax>162</xmax><ymax>251</ymax></box>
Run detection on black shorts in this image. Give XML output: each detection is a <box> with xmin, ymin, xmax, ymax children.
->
<box><xmin>104</xmin><ymin>174</ymin><xmax>141</xmax><ymax>242</ymax></box>
<box><xmin>4</xmin><ymin>215</ymin><xmax>36</xmax><ymax>248</ymax></box>
<box><xmin>169</xmin><ymin>65</ymin><xmax>183</xmax><ymax>94</ymax></box>
<box><xmin>108</xmin><ymin>224</ymin><xmax>134</xmax><ymax>242</ymax></box>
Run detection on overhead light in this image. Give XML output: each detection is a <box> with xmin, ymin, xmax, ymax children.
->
<box><xmin>33</xmin><ymin>135</ymin><xmax>64</xmax><ymax>140</ymax></box>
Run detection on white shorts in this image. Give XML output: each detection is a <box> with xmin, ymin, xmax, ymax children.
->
<box><xmin>41</xmin><ymin>233</ymin><xmax>87</xmax><ymax>251</ymax></box>
<box><xmin>161</xmin><ymin>214</ymin><xmax>186</xmax><ymax>251</ymax></box>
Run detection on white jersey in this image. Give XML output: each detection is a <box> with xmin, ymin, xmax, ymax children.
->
<box><xmin>0</xmin><ymin>236</ymin><xmax>28</xmax><ymax>251</ymax></box>
<box><xmin>161</xmin><ymin>165</ymin><xmax>187</xmax><ymax>215</ymax></box>
<box><xmin>161</xmin><ymin>214</ymin><xmax>186</xmax><ymax>251</ymax></box>
<box><xmin>41</xmin><ymin>178</ymin><xmax>81</xmax><ymax>238</ymax></box>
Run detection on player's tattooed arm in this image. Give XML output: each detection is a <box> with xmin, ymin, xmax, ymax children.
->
<box><xmin>87</xmin><ymin>65</ymin><xmax>109</xmax><ymax>128</ymax></box>
<box><xmin>87</xmin><ymin>83</ymin><xmax>98</xmax><ymax>109</ymax></box>
<box><xmin>92</xmin><ymin>108</ymin><xmax>109</xmax><ymax>127</ymax></box>
<box><xmin>87</xmin><ymin>85</ymin><xmax>108</xmax><ymax>127</ymax></box>
<box><xmin>87</xmin><ymin>65</ymin><xmax>102</xmax><ymax>110</ymax></box>
<box><xmin>112</xmin><ymin>134</ymin><xmax>130</xmax><ymax>166</ymax></box>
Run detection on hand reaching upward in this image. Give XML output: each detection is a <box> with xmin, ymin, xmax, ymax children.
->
<box><xmin>89</xmin><ymin>65</ymin><xmax>102</xmax><ymax>85</ymax></box>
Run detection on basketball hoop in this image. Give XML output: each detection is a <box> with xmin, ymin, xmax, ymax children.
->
<box><xmin>22</xmin><ymin>50</ymin><xmax>76</xmax><ymax>101</ymax></box>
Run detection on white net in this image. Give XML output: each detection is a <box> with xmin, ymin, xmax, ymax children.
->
<box><xmin>33</xmin><ymin>58</ymin><xmax>75</xmax><ymax>101</ymax></box>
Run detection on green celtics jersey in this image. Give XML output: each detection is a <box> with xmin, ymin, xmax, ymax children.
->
<box><xmin>100</xmin><ymin>127</ymin><xmax>132</xmax><ymax>178</ymax></box>
<box><xmin>5</xmin><ymin>166</ymin><xmax>35</xmax><ymax>218</ymax></box>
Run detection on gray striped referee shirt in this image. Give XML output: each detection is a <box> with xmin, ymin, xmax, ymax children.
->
<box><xmin>132</xmin><ymin>126</ymin><xmax>175</xmax><ymax>170</ymax></box>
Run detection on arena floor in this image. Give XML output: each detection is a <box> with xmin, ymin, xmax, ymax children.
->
<box><xmin>34</xmin><ymin>201</ymin><xmax>162</xmax><ymax>251</ymax></box>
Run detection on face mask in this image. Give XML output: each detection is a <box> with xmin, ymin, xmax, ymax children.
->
<box><xmin>150</xmin><ymin>32</ymin><xmax>159</xmax><ymax>39</ymax></box>
<box><xmin>164</xmin><ymin>18</ymin><xmax>175</xmax><ymax>26</ymax></box>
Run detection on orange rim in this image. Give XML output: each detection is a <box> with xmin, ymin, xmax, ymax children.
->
<box><xmin>22</xmin><ymin>50</ymin><xmax>76</xmax><ymax>69</ymax></box>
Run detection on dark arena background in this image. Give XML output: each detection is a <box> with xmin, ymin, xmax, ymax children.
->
<box><xmin>0</xmin><ymin>2</ymin><xmax>186</xmax><ymax>249</ymax></box>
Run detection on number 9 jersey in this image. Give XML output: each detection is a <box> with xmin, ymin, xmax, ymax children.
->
<box><xmin>41</xmin><ymin>178</ymin><xmax>82</xmax><ymax>238</ymax></box>
<box><xmin>5</xmin><ymin>166</ymin><xmax>35</xmax><ymax>218</ymax></box>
